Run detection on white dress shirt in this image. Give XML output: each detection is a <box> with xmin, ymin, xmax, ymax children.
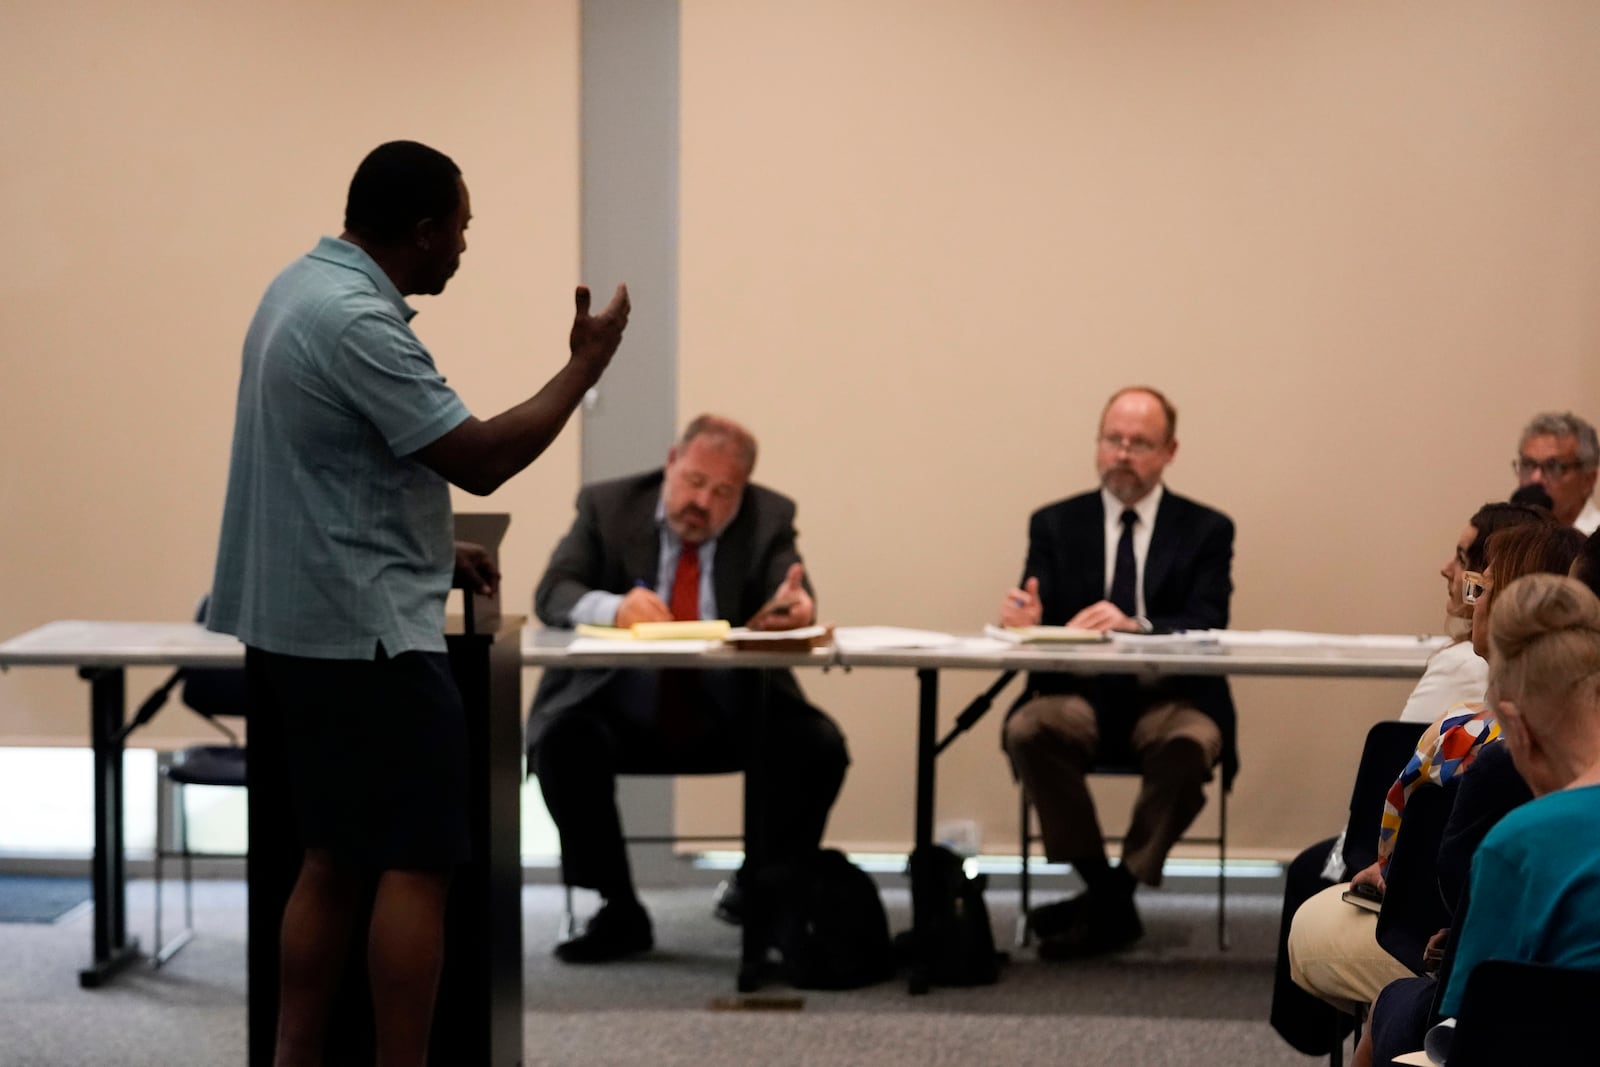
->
<box><xmin>1575</xmin><ymin>498</ymin><xmax>1600</xmax><ymax>536</ymax></box>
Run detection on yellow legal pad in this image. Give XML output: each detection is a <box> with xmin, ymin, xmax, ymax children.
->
<box><xmin>575</xmin><ymin>620</ymin><xmax>733</xmax><ymax>641</ymax></box>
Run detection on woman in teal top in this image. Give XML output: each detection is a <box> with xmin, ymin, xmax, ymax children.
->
<box><xmin>1442</xmin><ymin>571</ymin><xmax>1600</xmax><ymax>1018</ymax></box>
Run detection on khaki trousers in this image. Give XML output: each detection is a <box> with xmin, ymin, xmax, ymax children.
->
<box><xmin>1287</xmin><ymin>882</ymin><xmax>1416</xmax><ymax>1012</ymax></box>
<box><xmin>1004</xmin><ymin>693</ymin><xmax>1222</xmax><ymax>886</ymax></box>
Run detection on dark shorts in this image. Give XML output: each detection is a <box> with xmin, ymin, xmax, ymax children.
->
<box><xmin>247</xmin><ymin>646</ymin><xmax>470</xmax><ymax>871</ymax></box>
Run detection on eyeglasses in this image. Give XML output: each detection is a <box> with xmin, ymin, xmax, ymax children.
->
<box><xmin>1098</xmin><ymin>434</ymin><xmax>1165</xmax><ymax>456</ymax></box>
<box><xmin>1513</xmin><ymin>456</ymin><xmax>1586</xmax><ymax>480</ymax></box>
<box><xmin>1462</xmin><ymin>571</ymin><xmax>1486</xmax><ymax>606</ymax></box>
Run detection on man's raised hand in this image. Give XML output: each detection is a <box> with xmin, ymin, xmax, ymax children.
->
<box><xmin>570</xmin><ymin>284</ymin><xmax>631</xmax><ymax>373</ymax></box>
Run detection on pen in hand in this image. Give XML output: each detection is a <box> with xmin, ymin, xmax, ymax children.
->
<box><xmin>1001</xmin><ymin>576</ymin><xmax>1041</xmax><ymax>627</ymax></box>
<box><xmin>616</xmin><ymin>578</ymin><xmax>674</xmax><ymax>628</ymax></box>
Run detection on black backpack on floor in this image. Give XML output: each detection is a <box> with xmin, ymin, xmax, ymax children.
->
<box><xmin>766</xmin><ymin>848</ymin><xmax>896</xmax><ymax>990</ymax></box>
<box><xmin>902</xmin><ymin>843</ymin><xmax>1003</xmax><ymax>986</ymax></box>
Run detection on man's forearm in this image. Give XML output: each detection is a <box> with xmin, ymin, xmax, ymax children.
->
<box><xmin>477</xmin><ymin>359</ymin><xmax>601</xmax><ymax>489</ymax></box>
<box><xmin>568</xmin><ymin>589</ymin><xmax>624</xmax><ymax>627</ymax></box>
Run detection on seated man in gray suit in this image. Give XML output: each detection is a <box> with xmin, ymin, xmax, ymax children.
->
<box><xmin>1000</xmin><ymin>386</ymin><xmax>1237</xmax><ymax>958</ymax></box>
<box><xmin>527</xmin><ymin>414</ymin><xmax>850</xmax><ymax>963</ymax></box>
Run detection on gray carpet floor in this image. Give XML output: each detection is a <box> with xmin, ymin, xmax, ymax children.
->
<box><xmin>0</xmin><ymin>875</ymin><xmax>1336</xmax><ymax>1066</ymax></box>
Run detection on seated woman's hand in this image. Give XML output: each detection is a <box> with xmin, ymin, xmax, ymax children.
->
<box><xmin>1423</xmin><ymin>927</ymin><xmax>1449</xmax><ymax>976</ymax></box>
<box><xmin>1350</xmin><ymin>861</ymin><xmax>1386</xmax><ymax>896</ymax></box>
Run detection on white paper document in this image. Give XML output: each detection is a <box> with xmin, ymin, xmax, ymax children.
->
<box><xmin>982</xmin><ymin>624</ymin><xmax>1107</xmax><ymax>645</ymax></box>
<box><xmin>566</xmin><ymin>638</ymin><xmax>715</xmax><ymax>654</ymax></box>
<box><xmin>1107</xmin><ymin>630</ymin><xmax>1222</xmax><ymax>651</ymax></box>
<box><xmin>1213</xmin><ymin>630</ymin><xmax>1450</xmax><ymax>651</ymax></box>
<box><xmin>722</xmin><ymin>626</ymin><xmax>829</xmax><ymax>643</ymax></box>
<box><xmin>833</xmin><ymin>626</ymin><xmax>970</xmax><ymax>651</ymax></box>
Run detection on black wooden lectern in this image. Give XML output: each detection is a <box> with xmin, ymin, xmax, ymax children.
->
<box><xmin>248</xmin><ymin>517</ymin><xmax>524</xmax><ymax>1066</ymax></box>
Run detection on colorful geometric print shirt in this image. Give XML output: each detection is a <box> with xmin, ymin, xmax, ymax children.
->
<box><xmin>1377</xmin><ymin>704</ymin><xmax>1499</xmax><ymax>877</ymax></box>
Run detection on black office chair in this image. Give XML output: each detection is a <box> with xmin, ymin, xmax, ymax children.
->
<box><xmin>129</xmin><ymin>597</ymin><xmax>247</xmax><ymax>965</ymax></box>
<box><xmin>1444</xmin><ymin>959</ymin><xmax>1600</xmax><ymax>1065</ymax></box>
<box><xmin>1017</xmin><ymin>765</ymin><xmax>1229</xmax><ymax>951</ymax></box>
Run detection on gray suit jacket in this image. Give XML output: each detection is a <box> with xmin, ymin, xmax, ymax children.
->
<box><xmin>525</xmin><ymin>469</ymin><xmax>814</xmax><ymax>757</ymax></box>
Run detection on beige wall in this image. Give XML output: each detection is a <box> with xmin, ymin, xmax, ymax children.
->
<box><xmin>5</xmin><ymin>2</ymin><xmax>1600</xmax><ymax>857</ymax></box>
<box><xmin>1</xmin><ymin>0</ymin><xmax>583</xmax><ymax>740</ymax></box>
<box><xmin>673</xmin><ymin>0</ymin><xmax>1600</xmax><ymax>855</ymax></box>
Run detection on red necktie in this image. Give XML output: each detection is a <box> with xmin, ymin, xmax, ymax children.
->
<box><xmin>670</xmin><ymin>545</ymin><xmax>700</xmax><ymax>621</ymax></box>
<box><xmin>660</xmin><ymin>545</ymin><xmax>701</xmax><ymax>744</ymax></box>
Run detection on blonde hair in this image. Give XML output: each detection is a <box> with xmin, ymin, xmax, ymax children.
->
<box><xmin>1489</xmin><ymin>573</ymin><xmax>1600</xmax><ymax>734</ymax></box>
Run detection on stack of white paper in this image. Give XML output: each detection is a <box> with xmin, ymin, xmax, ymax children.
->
<box><xmin>984</xmin><ymin>624</ymin><xmax>1107</xmax><ymax>645</ymax></box>
<box><xmin>723</xmin><ymin>625</ymin><xmax>829</xmax><ymax>643</ymax></box>
<box><xmin>1213</xmin><ymin>630</ymin><xmax>1449</xmax><ymax>651</ymax></box>
<box><xmin>833</xmin><ymin>626</ymin><xmax>969</xmax><ymax>651</ymax></box>
<box><xmin>566</xmin><ymin>638</ymin><xmax>715</xmax><ymax>653</ymax></box>
<box><xmin>1107</xmin><ymin>631</ymin><xmax>1222</xmax><ymax>651</ymax></box>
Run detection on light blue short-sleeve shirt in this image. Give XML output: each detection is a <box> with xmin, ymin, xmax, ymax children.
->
<box><xmin>207</xmin><ymin>237</ymin><xmax>471</xmax><ymax>659</ymax></box>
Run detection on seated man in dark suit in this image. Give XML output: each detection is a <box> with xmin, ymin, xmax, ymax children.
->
<box><xmin>999</xmin><ymin>385</ymin><xmax>1236</xmax><ymax>957</ymax></box>
<box><xmin>527</xmin><ymin>413</ymin><xmax>850</xmax><ymax>963</ymax></box>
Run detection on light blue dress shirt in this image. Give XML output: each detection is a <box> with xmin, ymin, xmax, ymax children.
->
<box><xmin>567</xmin><ymin>496</ymin><xmax>726</xmax><ymax>625</ymax></box>
<box><xmin>208</xmin><ymin>237</ymin><xmax>470</xmax><ymax>658</ymax></box>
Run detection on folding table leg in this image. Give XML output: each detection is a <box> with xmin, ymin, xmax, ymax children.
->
<box><xmin>79</xmin><ymin>666</ymin><xmax>141</xmax><ymax>988</ymax></box>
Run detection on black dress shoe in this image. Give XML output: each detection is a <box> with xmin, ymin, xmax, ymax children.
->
<box><xmin>1026</xmin><ymin>894</ymin><xmax>1092</xmax><ymax>940</ymax></box>
<box><xmin>1036</xmin><ymin>888</ymin><xmax>1143</xmax><ymax>960</ymax></box>
<box><xmin>554</xmin><ymin>901</ymin><xmax>653</xmax><ymax>964</ymax></box>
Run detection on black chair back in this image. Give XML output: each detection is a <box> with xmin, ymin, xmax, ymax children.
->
<box><xmin>177</xmin><ymin>594</ymin><xmax>245</xmax><ymax>740</ymax></box>
<box><xmin>181</xmin><ymin>667</ymin><xmax>246</xmax><ymax>723</ymax></box>
<box><xmin>1446</xmin><ymin>959</ymin><xmax>1600</xmax><ymax>1064</ymax></box>
<box><xmin>1374</xmin><ymin>776</ymin><xmax>1459</xmax><ymax>974</ymax></box>
<box><xmin>1341</xmin><ymin>720</ymin><xmax>1428</xmax><ymax>873</ymax></box>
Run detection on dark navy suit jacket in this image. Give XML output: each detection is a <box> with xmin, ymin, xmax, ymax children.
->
<box><xmin>1011</xmin><ymin>487</ymin><xmax>1239</xmax><ymax>786</ymax></box>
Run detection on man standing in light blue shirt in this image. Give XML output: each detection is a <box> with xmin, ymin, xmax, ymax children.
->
<box><xmin>208</xmin><ymin>140</ymin><xmax>629</xmax><ymax>1066</ymax></box>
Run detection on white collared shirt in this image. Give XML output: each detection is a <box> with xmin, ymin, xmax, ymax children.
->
<box><xmin>1576</xmin><ymin>499</ymin><xmax>1600</xmax><ymax>535</ymax></box>
<box><xmin>1100</xmin><ymin>483</ymin><xmax>1164</xmax><ymax>618</ymax></box>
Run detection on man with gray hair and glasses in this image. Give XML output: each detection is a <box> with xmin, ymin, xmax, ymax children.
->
<box><xmin>1514</xmin><ymin>411</ymin><xmax>1600</xmax><ymax>533</ymax></box>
